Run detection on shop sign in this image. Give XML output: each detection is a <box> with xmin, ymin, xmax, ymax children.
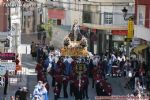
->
<box><xmin>61</xmin><ymin>47</ymin><xmax>88</xmax><ymax>56</ymax></box>
<box><xmin>112</xmin><ymin>35</ymin><xmax>125</xmax><ymax>41</ymax></box>
<box><xmin>111</xmin><ymin>30</ymin><xmax>127</xmax><ymax>36</ymax></box>
<box><xmin>48</xmin><ymin>9</ymin><xmax>65</xmax><ymax>19</ymax></box>
<box><xmin>0</xmin><ymin>62</ymin><xmax>16</xmax><ymax>75</ymax></box>
<box><xmin>0</xmin><ymin>53</ymin><xmax>15</xmax><ymax>60</ymax></box>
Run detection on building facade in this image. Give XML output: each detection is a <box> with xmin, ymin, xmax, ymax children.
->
<box><xmin>134</xmin><ymin>0</ymin><xmax>150</xmax><ymax>67</ymax></box>
<box><xmin>82</xmin><ymin>0</ymin><xmax>135</xmax><ymax>55</ymax></box>
<box><xmin>21</xmin><ymin>0</ymin><xmax>47</xmax><ymax>33</ymax></box>
<box><xmin>46</xmin><ymin>0</ymin><xmax>135</xmax><ymax>55</ymax></box>
<box><xmin>0</xmin><ymin>0</ymin><xmax>10</xmax><ymax>52</ymax></box>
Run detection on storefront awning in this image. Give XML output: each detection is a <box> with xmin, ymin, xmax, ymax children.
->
<box><xmin>48</xmin><ymin>9</ymin><xmax>65</xmax><ymax>19</ymax></box>
<box><xmin>134</xmin><ymin>25</ymin><xmax>150</xmax><ymax>42</ymax></box>
<box><xmin>133</xmin><ymin>44</ymin><xmax>148</xmax><ymax>54</ymax></box>
<box><xmin>81</xmin><ymin>23</ymin><xmax>127</xmax><ymax>30</ymax></box>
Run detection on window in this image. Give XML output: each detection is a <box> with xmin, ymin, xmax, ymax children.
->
<box><xmin>83</xmin><ymin>4</ymin><xmax>91</xmax><ymax>23</ymax></box>
<box><xmin>23</xmin><ymin>16</ymin><xmax>26</xmax><ymax>28</ymax></box>
<box><xmin>83</xmin><ymin>11</ymin><xmax>91</xmax><ymax>23</ymax></box>
<box><xmin>137</xmin><ymin>5</ymin><xmax>145</xmax><ymax>26</ymax></box>
<box><xmin>40</xmin><ymin>14</ymin><xmax>42</xmax><ymax>24</ymax></box>
<box><xmin>28</xmin><ymin>16</ymin><xmax>30</xmax><ymax>28</ymax></box>
<box><xmin>11</xmin><ymin>8</ymin><xmax>18</xmax><ymax>15</ymax></box>
<box><xmin>57</xmin><ymin>19</ymin><xmax>61</xmax><ymax>25</ymax></box>
<box><xmin>51</xmin><ymin>19</ymin><xmax>61</xmax><ymax>26</ymax></box>
<box><xmin>104</xmin><ymin>12</ymin><xmax>113</xmax><ymax>24</ymax></box>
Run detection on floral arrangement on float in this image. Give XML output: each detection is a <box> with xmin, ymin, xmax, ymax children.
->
<box><xmin>64</xmin><ymin>37</ymin><xmax>70</xmax><ymax>47</ymax></box>
<box><xmin>80</xmin><ymin>37</ymin><xmax>87</xmax><ymax>48</ymax></box>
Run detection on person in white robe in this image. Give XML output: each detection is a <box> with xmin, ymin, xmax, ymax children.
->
<box><xmin>40</xmin><ymin>84</ymin><xmax>49</xmax><ymax>100</ymax></box>
<box><xmin>32</xmin><ymin>85</ymin><xmax>42</xmax><ymax>100</ymax></box>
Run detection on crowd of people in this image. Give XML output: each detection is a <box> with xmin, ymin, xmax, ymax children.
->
<box><xmin>101</xmin><ymin>52</ymin><xmax>150</xmax><ymax>96</ymax></box>
<box><xmin>30</xmin><ymin>41</ymin><xmax>150</xmax><ymax>99</ymax></box>
<box><xmin>31</xmin><ymin>43</ymin><xmax>113</xmax><ymax>100</ymax></box>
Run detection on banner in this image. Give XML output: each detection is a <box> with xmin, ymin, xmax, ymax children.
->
<box><xmin>127</xmin><ymin>18</ymin><xmax>134</xmax><ymax>39</ymax></box>
<box><xmin>0</xmin><ymin>53</ymin><xmax>15</xmax><ymax>60</ymax></box>
<box><xmin>0</xmin><ymin>62</ymin><xmax>16</xmax><ymax>75</ymax></box>
<box><xmin>61</xmin><ymin>47</ymin><xmax>88</xmax><ymax>56</ymax></box>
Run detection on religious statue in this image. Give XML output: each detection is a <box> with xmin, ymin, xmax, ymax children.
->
<box><xmin>69</xmin><ymin>20</ymin><xmax>82</xmax><ymax>41</ymax></box>
<box><xmin>64</xmin><ymin>20</ymin><xmax>87</xmax><ymax>48</ymax></box>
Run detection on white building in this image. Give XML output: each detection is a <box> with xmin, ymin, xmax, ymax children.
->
<box><xmin>81</xmin><ymin>0</ymin><xmax>135</xmax><ymax>54</ymax></box>
<box><xmin>10</xmin><ymin>1</ymin><xmax>22</xmax><ymax>53</ymax></box>
<box><xmin>46</xmin><ymin>0</ymin><xmax>135</xmax><ymax>54</ymax></box>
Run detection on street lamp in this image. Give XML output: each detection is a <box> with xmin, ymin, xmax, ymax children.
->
<box><xmin>122</xmin><ymin>7</ymin><xmax>134</xmax><ymax>57</ymax></box>
<box><xmin>122</xmin><ymin>7</ymin><xmax>128</xmax><ymax>20</ymax></box>
<box><xmin>122</xmin><ymin>7</ymin><xmax>134</xmax><ymax>21</ymax></box>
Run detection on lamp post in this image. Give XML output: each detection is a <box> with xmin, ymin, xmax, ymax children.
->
<box><xmin>122</xmin><ymin>7</ymin><xmax>134</xmax><ymax>20</ymax></box>
<box><xmin>122</xmin><ymin>7</ymin><xmax>128</xmax><ymax>20</ymax></box>
<box><xmin>122</xmin><ymin>7</ymin><xmax>134</xmax><ymax>57</ymax></box>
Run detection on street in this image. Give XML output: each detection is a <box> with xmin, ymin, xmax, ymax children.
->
<box><xmin>0</xmin><ymin>0</ymin><xmax>150</xmax><ymax>100</ymax></box>
<box><xmin>0</xmin><ymin>54</ymin><xmax>132</xmax><ymax>100</ymax></box>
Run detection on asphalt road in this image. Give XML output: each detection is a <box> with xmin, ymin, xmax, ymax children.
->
<box><xmin>0</xmin><ymin>54</ymin><xmax>132</xmax><ymax>100</ymax></box>
<box><xmin>23</xmin><ymin>54</ymin><xmax>132</xmax><ymax>100</ymax></box>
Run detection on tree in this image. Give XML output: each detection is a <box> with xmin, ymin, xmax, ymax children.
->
<box><xmin>41</xmin><ymin>19</ymin><xmax>53</xmax><ymax>40</ymax></box>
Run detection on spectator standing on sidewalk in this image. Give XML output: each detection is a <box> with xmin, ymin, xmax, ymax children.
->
<box><xmin>139</xmin><ymin>62</ymin><xmax>146</xmax><ymax>88</ymax></box>
<box><xmin>134</xmin><ymin>69</ymin><xmax>140</xmax><ymax>91</ymax></box>
<box><xmin>31</xmin><ymin>41</ymin><xmax>37</xmax><ymax>60</ymax></box>
<box><xmin>107</xmin><ymin>55</ymin><xmax>113</xmax><ymax>76</ymax></box>
<box><xmin>4</xmin><ymin>70</ymin><xmax>9</xmax><ymax>96</ymax></box>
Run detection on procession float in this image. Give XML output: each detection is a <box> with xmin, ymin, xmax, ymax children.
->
<box><xmin>61</xmin><ymin>20</ymin><xmax>88</xmax><ymax>57</ymax></box>
<box><xmin>60</xmin><ymin>20</ymin><xmax>89</xmax><ymax>80</ymax></box>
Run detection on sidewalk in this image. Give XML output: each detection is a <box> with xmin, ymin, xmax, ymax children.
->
<box><xmin>0</xmin><ymin>68</ymin><xmax>27</xmax><ymax>100</ymax></box>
